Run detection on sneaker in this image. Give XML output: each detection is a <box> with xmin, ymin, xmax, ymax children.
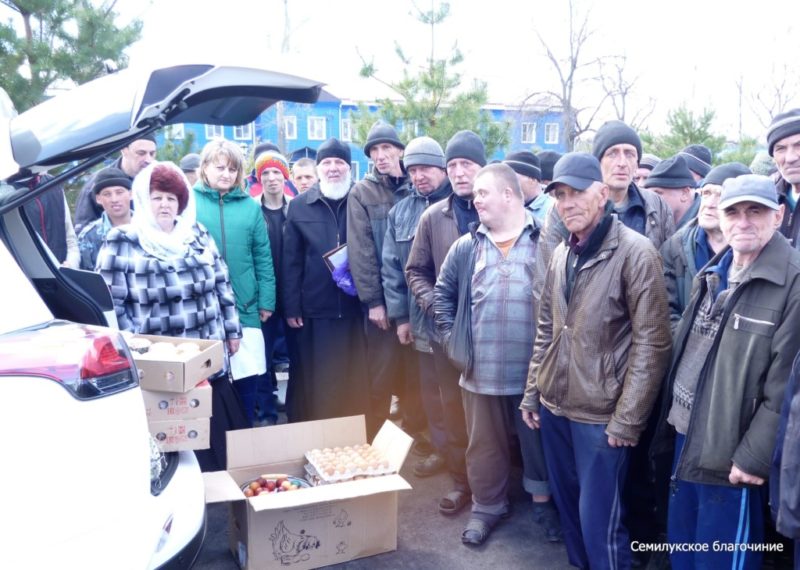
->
<box><xmin>413</xmin><ymin>452</ymin><xmax>446</xmax><ymax>477</ymax></box>
<box><xmin>533</xmin><ymin>501</ymin><xmax>562</xmax><ymax>543</ymax></box>
<box><xmin>410</xmin><ymin>437</ymin><xmax>435</xmax><ymax>457</ymax></box>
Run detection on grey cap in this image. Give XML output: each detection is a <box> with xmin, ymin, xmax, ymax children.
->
<box><xmin>639</xmin><ymin>153</ymin><xmax>661</xmax><ymax>170</ymax></box>
<box><xmin>179</xmin><ymin>153</ymin><xmax>200</xmax><ymax>172</ymax></box>
<box><xmin>545</xmin><ymin>152</ymin><xmax>603</xmax><ymax>193</ymax></box>
<box><xmin>404</xmin><ymin>136</ymin><xmax>445</xmax><ymax>169</ymax></box>
<box><xmin>719</xmin><ymin>174</ymin><xmax>779</xmax><ymax>210</ymax></box>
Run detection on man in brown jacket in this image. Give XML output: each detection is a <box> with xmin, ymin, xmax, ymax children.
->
<box><xmin>405</xmin><ymin>130</ymin><xmax>486</xmax><ymax>517</ymax></box>
<box><xmin>521</xmin><ymin>152</ymin><xmax>672</xmax><ymax>570</ymax></box>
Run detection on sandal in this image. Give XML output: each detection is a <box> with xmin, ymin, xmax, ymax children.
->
<box><xmin>461</xmin><ymin>515</ymin><xmax>500</xmax><ymax>546</ymax></box>
<box><xmin>439</xmin><ymin>489</ymin><xmax>470</xmax><ymax>515</ymax></box>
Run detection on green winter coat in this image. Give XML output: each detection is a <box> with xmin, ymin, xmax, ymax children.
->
<box><xmin>194</xmin><ymin>183</ymin><xmax>275</xmax><ymax>328</ymax></box>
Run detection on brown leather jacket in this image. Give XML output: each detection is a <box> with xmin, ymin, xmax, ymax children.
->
<box><xmin>521</xmin><ymin>217</ymin><xmax>672</xmax><ymax>444</ymax></box>
<box><xmin>405</xmin><ymin>194</ymin><xmax>462</xmax><ymax>318</ymax></box>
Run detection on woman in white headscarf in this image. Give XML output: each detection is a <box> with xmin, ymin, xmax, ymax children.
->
<box><xmin>96</xmin><ymin>160</ymin><xmax>247</xmax><ymax>471</ymax></box>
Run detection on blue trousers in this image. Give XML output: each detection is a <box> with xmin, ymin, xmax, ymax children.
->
<box><xmin>256</xmin><ymin>316</ymin><xmax>282</xmax><ymax>424</ymax></box>
<box><xmin>540</xmin><ymin>407</ymin><xmax>631</xmax><ymax>570</ymax></box>
<box><xmin>668</xmin><ymin>433</ymin><xmax>765</xmax><ymax>570</ymax></box>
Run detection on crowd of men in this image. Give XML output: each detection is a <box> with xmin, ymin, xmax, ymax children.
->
<box><xmin>52</xmin><ymin>108</ymin><xmax>800</xmax><ymax>570</ymax></box>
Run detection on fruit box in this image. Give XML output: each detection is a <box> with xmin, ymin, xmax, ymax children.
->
<box><xmin>141</xmin><ymin>380</ymin><xmax>213</xmax><ymax>421</ymax></box>
<box><xmin>203</xmin><ymin>416</ymin><xmax>413</xmax><ymax>570</ymax></box>
<box><xmin>130</xmin><ymin>334</ymin><xmax>223</xmax><ymax>392</ymax></box>
<box><xmin>148</xmin><ymin>417</ymin><xmax>210</xmax><ymax>452</ymax></box>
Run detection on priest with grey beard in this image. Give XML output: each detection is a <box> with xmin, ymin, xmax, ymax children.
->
<box><xmin>281</xmin><ymin>138</ymin><xmax>370</xmax><ymax>422</ymax></box>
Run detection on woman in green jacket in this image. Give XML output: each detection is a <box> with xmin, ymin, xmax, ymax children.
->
<box><xmin>194</xmin><ymin>140</ymin><xmax>276</xmax><ymax>425</ymax></box>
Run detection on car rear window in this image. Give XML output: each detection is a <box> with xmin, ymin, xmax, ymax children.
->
<box><xmin>0</xmin><ymin>238</ymin><xmax>52</xmax><ymax>335</ymax></box>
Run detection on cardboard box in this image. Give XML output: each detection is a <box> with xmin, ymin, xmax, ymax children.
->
<box><xmin>131</xmin><ymin>334</ymin><xmax>223</xmax><ymax>392</ymax></box>
<box><xmin>141</xmin><ymin>380</ymin><xmax>212</xmax><ymax>421</ymax></box>
<box><xmin>204</xmin><ymin>416</ymin><xmax>412</xmax><ymax>570</ymax></box>
<box><xmin>149</xmin><ymin>417</ymin><xmax>210</xmax><ymax>452</ymax></box>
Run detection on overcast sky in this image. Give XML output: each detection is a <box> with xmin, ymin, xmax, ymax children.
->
<box><xmin>123</xmin><ymin>0</ymin><xmax>800</xmax><ymax>142</ymax></box>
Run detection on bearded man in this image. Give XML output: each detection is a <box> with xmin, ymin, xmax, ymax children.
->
<box><xmin>281</xmin><ymin>138</ymin><xmax>369</xmax><ymax>422</ymax></box>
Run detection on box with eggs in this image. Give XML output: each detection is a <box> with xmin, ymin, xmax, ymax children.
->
<box><xmin>203</xmin><ymin>416</ymin><xmax>413</xmax><ymax>570</ymax></box>
<box><xmin>126</xmin><ymin>333</ymin><xmax>222</xmax><ymax>452</ymax></box>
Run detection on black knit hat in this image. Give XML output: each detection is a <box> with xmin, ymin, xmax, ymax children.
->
<box><xmin>504</xmin><ymin>151</ymin><xmax>541</xmax><ymax>180</ymax></box>
<box><xmin>92</xmin><ymin>167</ymin><xmax>132</xmax><ymax>195</ymax></box>
<box><xmin>592</xmin><ymin>120</ymin><xmax>642</xmax><ymax>161</ymax></box>
<box><xmin>767</xmin><ymin>108</ymin><xmax>800</xmax><ymax>156</ymax></box>
<box><xmin>703</xmin><ymin>162</ymin><xmax>751</xmax><ymax>187</ymax></box>
<box><xmin>364</xmin><ymin>121</ymin><xmax>404</xmax><ymax>155</ymax></box>
<box><xmin>445</xmin><ymin>130</ymin><xmax>486</xmax><ymax>167</ymax></box>
<box><xmin>679</xmin><ymin>144</ymin><xmax>712</xmax><ymax>178</ymax></box>
<box><xmin>316</xmin><ymin>138</ymin><xmax>351</xmax><ymax>165</ymax></box>
<box><xmin>136</xmin><ymin>133</ymin><xmax>157</xmax><ymax>145</ymax></box>
<box><xmin>253</xmin><ymin>141</ymin><xmax>280</xmax><ymax>157</ymax></box>
<box><xmin>537</xmin><ymin>151</ymin><xmax>562</xmax><ymax>181</ymax></box>
<box><xmin>642</xmin><ymin>155</ymin><xmax>696</xmax><ymax>189</ymax></box>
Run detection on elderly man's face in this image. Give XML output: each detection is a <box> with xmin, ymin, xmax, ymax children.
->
<box><xmin>120</xmin><ymin>139</ymin><xmax>157</xmax><ymax>177</ymax></box>
<box><xmin>447</xmin><ymin>158</ymin><xmax>482</xmax><ymax>197</ymax></box>
<box><xmin>408</xmin><ymin>164</ymin><xmax>447</xmax><ymax>194</ymax></box>
<box><xmin>698</xmin><ymin>184</ymin><xmax>722</xmax><ymax>231</ymax></box>
<box><xmin>773</xmin><ymin>133</ymin><xmax>800</xmax><ymax>186</ymax></box>
<box><xmin>600</xmin><ymin>143</ymin><xmax>638</xmax><ymax>193</ymax></box>
<box><xmin>317</xmin><ymin>157</ymin><xmax>350</xmax><ymax>184</ymax></box>
<box><xmin>553</xmin><ymin>182</ymin><xmax>609</xmax><ymax>239</ymax></box>
<box><xmin>719</xmin><ymin>201</ymin><xmax>784</xmax><ymax>256</ymax></box>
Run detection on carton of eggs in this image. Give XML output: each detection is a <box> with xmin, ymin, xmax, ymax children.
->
<box><xmin>305</xmin><ymin>444</ymin><xmax>393</xmax><ymax>484</ymax></box>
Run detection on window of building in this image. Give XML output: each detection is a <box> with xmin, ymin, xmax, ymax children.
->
<box><xmin>351</xmin><ymin>161</ymin><xmax>360</xmax><ymax>180</ymax></box>
<box><xmin>341</xmin><ymin>118</ymin><xmax>353</xmax><ymax>142</ymax></box>
<box><xmin>205</xmin><ymin>124</ymin><xmax>224</xmax><ymax>139</ymax></box>
<box><xmin>367</xmin><ymin>161</ymin><xmax>375</xmax><ymax>176</ymax></box>
<box><xmin>545</xmin><ymin>123</ymin><xmax>560</xmax><ymax>144</ymax></box>
<box><xmin>521</xmin><ymin>122</ymin><xmax>536</xmax><ymax>144</ymax></box>
<box><xmin>233</xmin><ymin>123</ymin><xmax>253</xmax><ymax>141</ymax></box>
<box><xmin>308</xmin><ymin>116</ymin><xmax>326</xmax><ymax>140</ymax></box>
<box><xmin>166</xmin><ymin>124</ymin><xmax>185</xmax><ymax>140</ymax></box>
<box><xmin>405</xmin><ymin>120</ymin><xmax>419</xmax><ymax>138</ymax></box>
<box><xmin>284</xmin><ymin>116</ymin><xmax>297</xmax><ymax>140</ymax></box>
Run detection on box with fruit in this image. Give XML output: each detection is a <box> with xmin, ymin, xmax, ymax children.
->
<box><xmin>240</xmin><ymin>474</ymin><xmax>310</xmax><ymax>498</ymax></box>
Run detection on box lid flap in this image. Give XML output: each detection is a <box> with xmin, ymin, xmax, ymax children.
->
<box><xmin>371</xmin><ymin>420</ymin><xmax>414</xmax><ymax>471</ymax></box>
<box><xmin>203</xmin><ymin>470</ymin><xmax>245</xmax><ymax>504</ymax></box>
<box><xmin>226</xmin><ymin>415</ymin><xmax>367</xmax><ymax>470</ymax></box>
<box><xmin>249</xmin><ymin>474</ymin><xmax>412</xmax><ymax>512</ymax></box>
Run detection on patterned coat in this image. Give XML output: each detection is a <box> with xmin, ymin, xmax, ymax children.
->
<box><xmin>96</xmin><ymin>223</ymin><xmax>242</xmax><ymax>341</ymax></box>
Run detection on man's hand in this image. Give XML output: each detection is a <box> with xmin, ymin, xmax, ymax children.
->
<box><xmin>227</xmin><ymin>338</ymin><xmax>241</xmax><ymax>355</ymax></box>
<box><xmin>259</xmin><ymin>309</ymin><xmax>273</xmax><ymax>322</ymax></box>
<box><xmin>287</xmin><ymin>317</ymin><xmax>304</xmax><ymax>329</ymax></box>
<box><xmin>369</xmin><ymin>305</ymin><xmax>390</xmax><ymax>331</ymax></box>
<box><xmin>607</xmin><ymin>436</ymin><xmax>636</xmax><ymax>448</ymax></box>
<box><xmin>396</xmin><ymin>323</ymin><xmax>414</xmax><ymax>345</ymax></box>
<box><xmin>521</xmin><ymin>410</ymin><xmax>540</xmax><ymax>430</ymax></box>
<box><xmin>729</xmin><ymin>464</ymin><xmax>765</xmax><ymax>486</ymax></box>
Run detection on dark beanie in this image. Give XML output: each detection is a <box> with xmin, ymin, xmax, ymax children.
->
<box><xmin>767</xmin><ymin>108</ymin><xmax>800</xmax><ymax>156</ymax></box>
<box><xmin>445</xmin><ymin>130</ymin><xmax>486</xmax><ymax>167</ymax></box>
<box><xmin>504</xmin><ymin>151</ymin><xmax>541</xmax><ymax>180</ymax></box>
<box><xmin>679</xmin><ymin>144</ymin><xmax>712</xmax><ymax>178</ymax></box>
<box><xmin>703</xmin><ymin>162</ymin><xmax>751</xmax><ymax>187</ymax></box>
<box><xmin>253</xmin><ymin>141</ymin><xmax>280</xmax><ymax>157</ymax></box>
<box><xmin>92</xmin><ymin>167</ymin><xmax>132</xmax><ymax>195</ymax></box>
<box><xmin>592</xmin><ymin>120</ymin><xmax>642</xmax><ymax>161</ymax></box>
<box><xmin>642</xmin><ymin>155</ymin><xmax>696</xmax><ymax>189</ymax></box>
<box><xmin>316</xmin><ymin>138</ymin><xmax>351</xmax><ymax>164</ymax></box>
<box><xmin>364</xmin><ymin>121</ymin><xmax>404</xmax><ymax>155</ymax></box>
<box><xmin>537</xmin><ymin>150</ymin><xmax>562</xmax><ymax>181</ymax></box>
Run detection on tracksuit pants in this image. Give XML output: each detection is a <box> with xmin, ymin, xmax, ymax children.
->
<box><xmin>540</xmin><ymin>407</ymin><xmax>631</xmax><ymax>570</ymax></box>
<box><xmin>668</xmin><ymin>433</ymin><xmax>765</xmax><ymax>570</ymax></box>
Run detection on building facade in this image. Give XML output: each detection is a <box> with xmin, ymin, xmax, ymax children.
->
<box><xmin>158</xmin><ymin>90</ymin><xmax>568</xmax><ymax>180</ymax></box>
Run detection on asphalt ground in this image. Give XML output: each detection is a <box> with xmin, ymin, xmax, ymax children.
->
<box><xmin>194</xmin><ymin>453</ymin><xmax>574</xmax><ymax>570</ymax></box>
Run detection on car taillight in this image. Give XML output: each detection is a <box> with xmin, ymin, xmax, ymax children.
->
<box><xmin>0</xmin><ymin>322</ymin><xmax>139</xmax><ymax>400</ymax></box>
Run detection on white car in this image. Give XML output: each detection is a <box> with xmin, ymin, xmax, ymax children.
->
<box><xmin>0</xmin><ymin>65</ymin><xmax>321</xmax><ymax>569</ymax></box>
